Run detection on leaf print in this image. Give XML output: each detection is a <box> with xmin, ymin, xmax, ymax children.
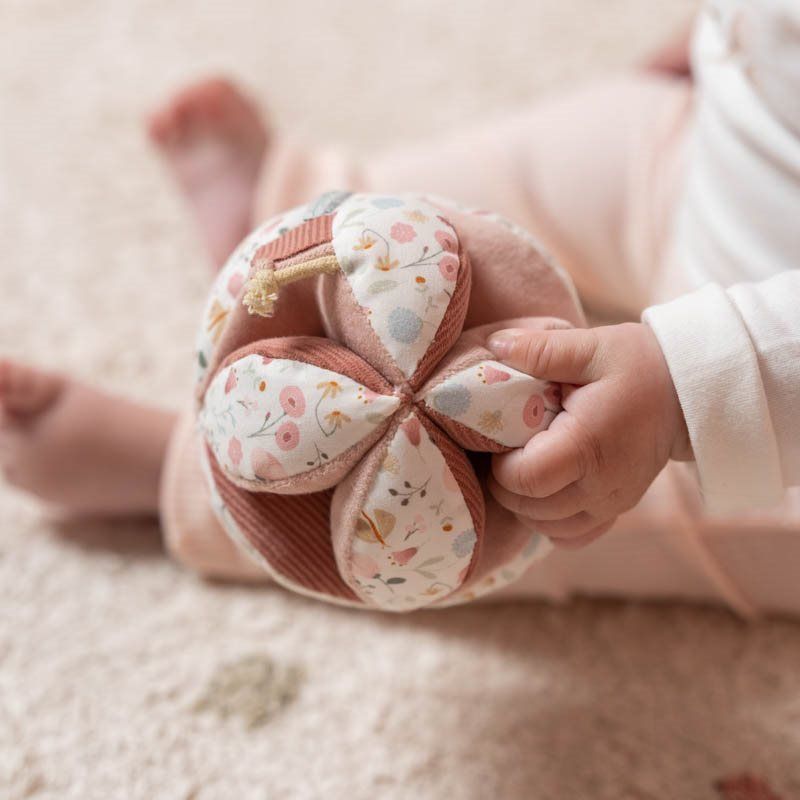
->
<box><xmin>368</xmin><ymin>279</ymin><xmax>400</xmax><ymax>295</ymax></box>
<box><xmin>198</xmin><ymin>350</ymin><xmax>208</xmax><ymax>368</ymax></box>
<box><xmin>251</xmin><ymin>447</ymin><xmax>286</xmax><ymax>481</ymax></box>
<box><xmin>355</xmin><ymin>508</ymin><xmax>396</xmax><ymax>545</ymax></box>
<box><xmin>390</xmin><ymin>547</ymin><xmax>418</xmax><ymax>566</ymax></box>
<box><xmin>481</xmin><ymin>364</ymin><xmax>511</xmax><ymax>384</ymax></box>
<box><xmin>224</xmin><ymin>368</ymin><xmax>238</xmax><ymax>395</ymax></box>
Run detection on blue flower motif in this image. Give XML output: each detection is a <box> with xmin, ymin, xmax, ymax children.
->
<box><xmin>371</xmin><ymin>196</ymin><xmax>404</xmax><ymax>209</ymax></box>
<box><xmin>452</xmin><ymin>529</ymin><xmax>477</xmax><ymax>558</ymax></box>
<box><xmin>432</xmin><ymin>384</ymin><xmax>471</xmax><ymax>417</ymax></box>
<box><xmin>387</xmin><ymin>307</ymin><xmax>423</xmax><ymax>344</ymax></box>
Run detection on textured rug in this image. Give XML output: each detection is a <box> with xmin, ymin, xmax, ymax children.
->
<box><xmin>3</xmin><ymin>1</ymin><xmax>800</xmax><ymax>798</ymax></box>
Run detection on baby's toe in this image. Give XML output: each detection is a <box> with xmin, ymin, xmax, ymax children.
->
<box><xmin>0</xmin><ymin>359</ymin><xmax>63</xmax><ymax>417</ymax></box>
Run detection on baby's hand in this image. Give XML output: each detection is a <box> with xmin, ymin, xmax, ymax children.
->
<box><xmin>487</xmin><ymin>322</ymin><xmax>691</xmax><ymax>548</ymax></box>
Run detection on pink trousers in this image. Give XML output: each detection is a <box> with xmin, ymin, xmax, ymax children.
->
<box><xmin>162</xmin><ymin>71</ymin><xmax>800</xmax><ymax>618</ymax></box>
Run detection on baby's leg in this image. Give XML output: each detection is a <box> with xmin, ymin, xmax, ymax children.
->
<box><xmin>493</xmin><ymin>462</ymin><xmax>800</xmax><ymax>619</ymax></box>
<box><xmin>0</xmin><ymin>359</ymin><xmax>174</xmax><ymax>517</ymax></box>
<box><xmin>256</xmin><ymin>72</ymin><xmax>692</xmax><ymax>320</ymax></box>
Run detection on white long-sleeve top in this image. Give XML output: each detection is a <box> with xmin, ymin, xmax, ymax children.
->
<box><xmin>642</xmin><ymin>0</ymin><xmax>800</xmax><ymax>513</ymax></box>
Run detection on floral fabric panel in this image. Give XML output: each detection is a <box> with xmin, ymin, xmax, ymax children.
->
<box><xmin>346</xmin><ymin>412</ymin><xmax>477</xmax><ymax>612</ymax></box>
<box><xmin>201</xmin><ymin>354</ymin><xmax>400</xmax><ymax>486</ymax></box>
<box><xmin>195</xmin><ymin>200</ymin><xmax>320</xmax><ymax>389</ymax></box>
<box><xmin>423</xmin><ymin>360</ymin><xmax>560</xmax><ymax>447</ymax></box>
<box><xmin>438</xmin><ymin>532</ymin><xmax>554</xmax><ymax>607</ymax></box>
<box><xmin>331</xmin><ymin>194</ymin><xmax>461</xmax><ymax>380</ymax></box>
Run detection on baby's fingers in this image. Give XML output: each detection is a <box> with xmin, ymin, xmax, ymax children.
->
<box><xmin>488</xmin><ymin>477</ymin><xmax>586</xmax><ymax>521</ymax></box>
<box><xmin>492</xmin><ymin>414</ymin><xmax>599</xmax><ymax>499</ymax></box>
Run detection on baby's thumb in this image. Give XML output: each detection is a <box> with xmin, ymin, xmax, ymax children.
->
<box><xmin>486</xmin><ymin>327</ymin><xmax>601</xmax><ymax>384</ymax></box>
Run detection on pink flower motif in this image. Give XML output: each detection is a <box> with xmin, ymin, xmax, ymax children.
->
<box><xmin>224</xmin><ymin>368</ymin><xmax>238</xmax><ymax>394</ymax></box>
<box><xmin>227</xmin><ymin>436</ymin><xmax>243</xmax><ymax>466</ymax></box>
<box><xmin>279</xmin><ymin>386</ymin><xmax>306</xmax><ymax>417</ymax></box>
<box><xmin>390</xmin><ymin>222</ymin><xmax>417</xmax><ymax>243</ymax></box>
<box><xmin>404</xmin><ymin>513</ymin><xmax>428</xmax><ymax>537</ymax></box>
<box><xmin>435</xmin><ymin>229</ymin><xmax>457</xmax><ymax>253</ymax></box>
<box><xmin>522</xmin><ymin>393</ymin><xmax>545</xmax><ymax>429</ymax></box>
<box><xmin>483</xmin><ymin>365</ymin><xmax>511</xmax><ymax>384</ymax></box>
<box><xmin>544</xmin><ymin>383</ymin><xmax>562</xmax><ymax>407</ymax></box>
<box><xmin>351</xmin><ymin>552</ymin><xmax>381</xmax><ymax>579</ymax></box>
<box><xmin>438</xmin><ymin>254</ymin><xmax>459</xmax><ymax>282</ymax></box>
<box><xmin>251</xmin><ymin>447</ymin><xmax>286</xmax><ymax>481</ymax></box>
<box><xmin>400</xmin><ymin>416</ymin><xmax>422</xmax><ymax>447</ymax></box>
<box><xmin>261</xmin><ymin>356</ymin><xmax>273</xmax><ymax>366</ymax></box>
<box><xmin>391</xmin><ymin>547</ymin><xmax>418</xmax><ymax>566</ymax></box>
<box><xmin>275</xmin><ymin>421</ymin><xmax>300</xmax><ymax>451</ymax></box>
<box><xmin>227</xmin><ymin>272</ymin><xmax>245</xmax><ymax>297</ymax></box>
<box><xmin>362</xmin><ymin>388</ymin><xmax>380</xmax><ymax>404</ymax></box>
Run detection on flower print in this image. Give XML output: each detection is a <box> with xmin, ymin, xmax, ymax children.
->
<box><xmin>353</xmin><ymin>233</ymin><xmax>376</xmax><ymax>251</ymax></box>
<box><xmin>390</xmin><ymin>222</ymin><xmax>417</xmax><ymax>243</ymax></box>
<box><xmin>275</xmin><ymin>421</ymin><xmax>300</xmax><ymax>451</ymax></box>
<box><xmin>438</xmin><ymin>254</ymin><xmax>459</xmax><ymax>281</ymax></box>
<box><xmin>258</xmin><ymin>380</ymin><xmax>267</xmax><ymax>392</ymax></box>
<box><xmin>251</xmin><ymin>447</ymin><xmax>286</xmax><ymax>481</ymax></box>
<box><xmin>400</xmin><ymin>416</ymin><xmax>421</xmax><ymax>446</ymax></box>
<box><xmin>207</xmin><ymin>299</ymin><xmax>229</xmax><ymax>344</ymax></box>
<box><xmin>405</xmin><ymin>209</ymin><xmax>428</xmax><ymax>223</ymax></box>
<box><xmin>404</xmin><ymin>513</ymin><xmax>428</xmax><ymax>539</ymax></box>
<box><xmin>227</xmin><ymin>436</ymin><xmax>243</xmax><ymax>467</ymax></box>
<box><xmin>481</xmin><ymin>365</ymin><xmax>510</xmax><ymax>384</ymax></box>
<box><xmin>544</xmin><ymin>383</ymin><xmax>562</xmax><ymax>407</ymax></box>
<box><xmin>224</xmin><ymin>368</ymin><xmax>238</xmax><ymax>394</ymax></box>
<box><xmin>227</xmin><ymin>272</ymin><xmax>245</xmax><ymax>297</ymax></box>
<box><xmin>375</xmin><ymin>255</ymin><xmax>399</xmax><ymax>272</ymax></box>
<box><xmin>351</xmin><ymin>552</ymin><xmax>380</xmax><ymax>579</ymax></box>
<box><xmin>280</xmin><ymin>386</ymin><xmax>306</xmax><ymax>417</ymax></box>
<box><xmin>381</xmin><ymin>453</ymin><xmax>400</xmax><ymax>474</ymax></box>
<box><xmin>435</xmin><ymin>229</ymin><xmax>457</xmax><ymax>253</ymax></box>
<box><xmin>390</xmin><ymin>547</ymin><xmax>418</xmax><ymax>566</ymax></box>
<box><xmin>357</xmin><ymin>386</ymin><xmax>380</xmax><ymax>404</ymax></box>
<box><xmin>479</xmin><ymin>410</ymin><xmax>503</xmax><ymax>434</ymax></box>
<box><xmin>387</xmin><ymin>307</ymin><xmax>423</xmax><ymax>344</ymax></box>
<box><xmin>452</xmin><ymin>529</ymin><xmax>477</xmax><ymax>558</ymax></box>
<box><xmin>522</xmin><ymin>393</ymin><xmax>545</xmax><ymax>429</ymax></box>
<box><xmin>324</xmin><ymin>409</ymin><xmax>352</xmax><ymax>432</ymax></box>
<box><xmin>317</xmin><ymin>380</ymin><xmax>342</xmax><ymax>400</ymax></box>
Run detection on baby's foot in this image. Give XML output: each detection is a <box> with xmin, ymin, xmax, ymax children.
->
<box><xmin>0</xmin><ymin>359</ymin><xmax>176</xmax><ymax>517</ymax></box>
<box><xmin>148</xmin><ymin>77</ymin><xmax>269</xmax><ymax>267</ymax></box>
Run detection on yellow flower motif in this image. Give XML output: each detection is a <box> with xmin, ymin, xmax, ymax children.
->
<box><xmin>206</xmin><ymin>299</ymin><xmax>230</xmax><ymax>344</ymax></box>
<box><xmin>375</xmin><ymin>255</ymin><xmax>399</xmax><ymax>272</ymax></box>
<box><xmin>353</xmin><ymin>233</ymin><xmax>376</xmax><ymax>251</ymax></box>
<box><xmin>325</xmin><ymin>409</ymin><xmax>352</xmax><ymax>431</ymax></box>
<box><xmin>381</xmin><ymin>453</ymin><xmax>400</xmax><ymax>474</ymax></box>
<box><xmin>478</xmin><ymin>410</ymin><xmax>503</xmax><ymax>434</ymax></box>
<box><xmin>317</xmin><ymin>380</ymin><xmax>342</xmax><ymax>399</ymax></box>
<box><xmin>405</xmin><ymin>209</ymin><xmax>428</xmax><ymax>223</ymax></box>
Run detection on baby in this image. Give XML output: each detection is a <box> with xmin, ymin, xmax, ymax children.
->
<box><xmin>2</xmin><ymin>0</ymin><xmax>799</xmax><ymax>616</ymax></box>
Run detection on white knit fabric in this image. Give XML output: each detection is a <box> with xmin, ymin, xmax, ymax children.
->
<box><xmin>643</xmin><ymin>0</ymin><xmax>800</xmax><ymax>513</ymax></box>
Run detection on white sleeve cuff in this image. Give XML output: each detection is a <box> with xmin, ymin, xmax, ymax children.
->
<box><xmin>642</xmin><ymin>284</ymin><xmax>783</xmax><ymax>514</ymax></box>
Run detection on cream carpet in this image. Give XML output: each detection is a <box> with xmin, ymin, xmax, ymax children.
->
<box><xmin>3</xmin><ymin>1</ymin><xmax>800</xmax><ymax>798</ymax></box>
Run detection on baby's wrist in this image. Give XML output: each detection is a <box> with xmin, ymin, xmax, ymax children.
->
<box><xmin>641</xmin><ymin>323</ymin><xmax>692</xmax><ymax>462</ymax></box>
